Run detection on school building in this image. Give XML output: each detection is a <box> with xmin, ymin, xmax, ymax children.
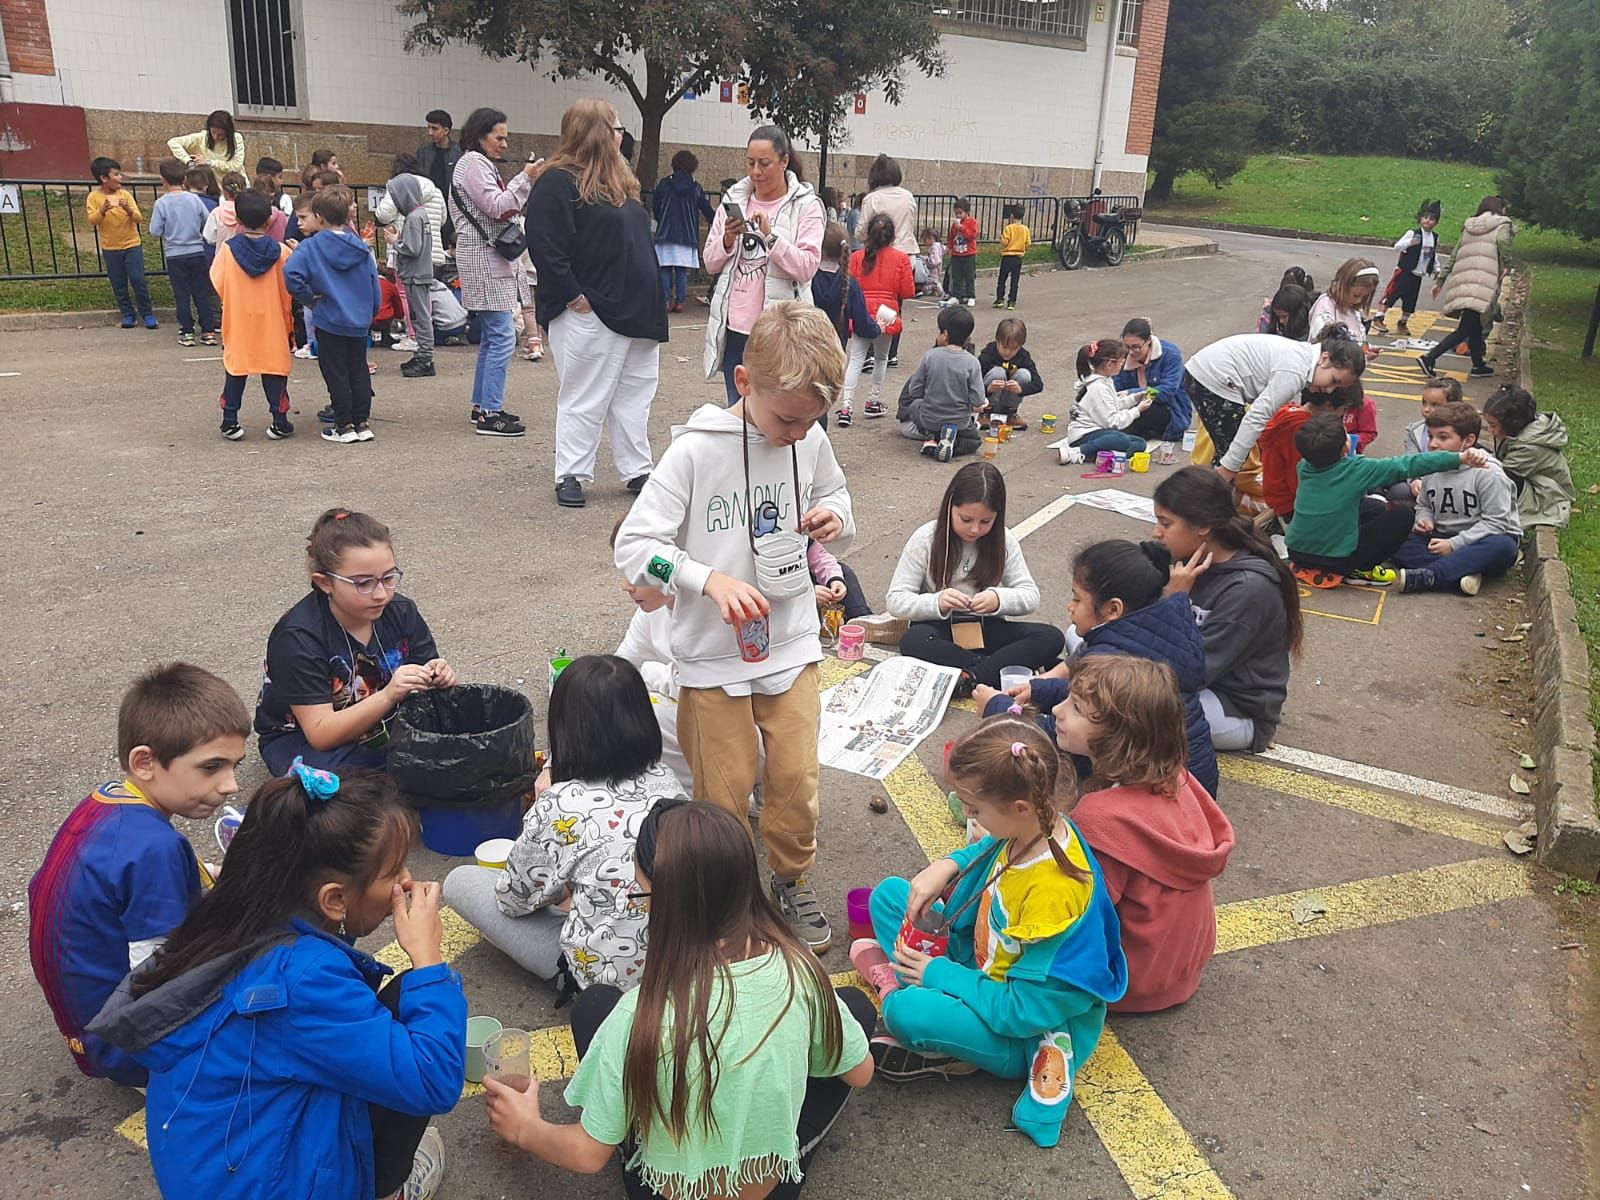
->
<box><xmin>0</xmin><ymin>0</ymin><xmax>1166</xmax><ymax>198</ymax></box>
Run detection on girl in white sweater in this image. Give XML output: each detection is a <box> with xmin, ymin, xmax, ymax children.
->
<box><xmin>887</xmin><ymin>461</ymin><xmax>1065</xmax><ymax>697</ymax></box>
<box><xmin>1065</xmin><ymin>337</ymin><xmax>1169</xmax><ymax>461</ymax></box>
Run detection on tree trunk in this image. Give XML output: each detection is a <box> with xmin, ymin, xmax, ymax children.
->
<box><xmin>1584</xmin><ymin>280</ymin><xmax>1599</xmax><ymax>360</ymax></box>
<box><xmin>1148</xmin><ymin>169</ymin><xmax>1176</xmax><ymax>202</ymax></box>
<box><xmin>818</xmin><ymin>122</ymin><xmax>830</xmax><ymax>194</ymax></box>
<box><xmin>635</xmin><ymin>56</ymin><xmax>674</xmax><ymax>193</ymax></box>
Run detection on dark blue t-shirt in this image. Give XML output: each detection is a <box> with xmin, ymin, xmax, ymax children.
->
<box><xmin>255</xmin><ymin>590</ymin><xmax>438</xmax><ymax>753</ymax></box>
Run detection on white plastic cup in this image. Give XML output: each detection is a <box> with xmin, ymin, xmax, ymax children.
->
<box><xmin>875</xmin><ymin>303</ymin><xmax>896</xmax><ymax>327</ymax></box>
<box><xmin>999</xmin><ymin>666</ymin><xmax>1032</xmax><ymax>695</ymax></box>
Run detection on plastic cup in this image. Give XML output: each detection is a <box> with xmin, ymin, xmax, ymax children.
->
<box><xmin>1130</xmin><ymin>451</ymin><xmax>1151</xmax><ymax>473</ymax></box>
<box><xmin>875</xmin><ymin>303</ymin><xmax>896</xmax><ymax>327</ymax></box>
<box><xmin>485</xmin><ymin>1028</ymin><xmax>532</xmax><ymax>1092</ymax></box>
<box><xmin>982</xmin><ymin>437</ymin><xmax>998</xmax><ymax>460</ymax></box>
<box><xmin>846</xmin><ymin>887</ymin><xmax>874</xmax><ymax>942</ymax></box>
<box><xmin>999</xmin><ymin>666</ymin><xmax>1031</xmax><ymax>694</ymax></box>
<box><xmin>465</xmin><ymin>1015</ymin><xmax>503</xmax><ymax>1084</ymax></box>
<box><xmin>898</xmin><ymin>910</ymin><xmax>950</xmax><ymax>957</ymax></box>
<box><xmin>837</xmin><ymin>623</ymin><xmax>866</xmax><ymax>661</ymax></box>
<box><xmin>735</xmin><ymin>614</ymin><xmax>771</xmax><ymax>663</ymax></box>
<box><xmin>475</xmin><ymin>838</ymin><xmax>514</xmax><ymax>869</ymax></box>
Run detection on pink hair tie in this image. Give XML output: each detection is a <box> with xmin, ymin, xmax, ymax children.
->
<box><xmin>1007</xmin><ymin>703</ymin><xmax>1024</xmax><ymax>717</ymax></box>
<box><xmin>1011</xmin><ymin>741</ymin><xmax>1025</xmax><ymax>757</ymax></box>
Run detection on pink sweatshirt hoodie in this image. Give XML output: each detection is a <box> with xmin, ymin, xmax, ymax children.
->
<box><xmin>1072</xmin><ymin>769</ymin><xmax>1234</xmax><ymax>1012</ymax></box>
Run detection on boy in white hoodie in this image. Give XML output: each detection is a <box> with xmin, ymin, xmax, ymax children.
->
<box><xmin>1396</xmin><ymin>401</ymin><xmax>1522</xmax><ymax>596</ymax></box>
<box><xmin>614</xmin><ymin>301</ymin><xmax>854</xmax><ymax>952</ymax></box>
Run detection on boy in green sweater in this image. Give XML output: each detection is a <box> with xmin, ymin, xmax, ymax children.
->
<box><xmin>1286</xmin><ymin>412</ymin><xmax>1488</xmax><ymax>586</ymax></box>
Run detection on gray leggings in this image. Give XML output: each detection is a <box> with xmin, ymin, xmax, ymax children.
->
<box><xmin>442</xmin><ymin>864</ymin><xmax>565</xmax><ymax>980</ymax></box>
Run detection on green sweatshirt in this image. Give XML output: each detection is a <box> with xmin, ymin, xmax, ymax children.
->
<box><xmin>1287</xmin><ymin>451</ymin><xmax>1462</xmax><ymax>557</ymax></box>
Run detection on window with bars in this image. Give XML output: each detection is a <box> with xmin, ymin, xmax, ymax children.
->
<box><xmin>929</xmin><ymin>0</ymin><xmax>1092</xmax><ymax>42</ymax></box>
<box><xmin>1116</xmin><ymin>0</ymin><xmax>1143</xmax><ymax>46</ymax></box>
<box><xmin>228</xmin><ymin>0</ymin><xmax>305</xmax><ymax>117</ymax></box>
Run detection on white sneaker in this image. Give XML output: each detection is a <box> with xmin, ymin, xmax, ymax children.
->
<box><xmin>1059</xmin><ymin>445</ymin><xmax>1086</xmax><ymax>465</ymax></box>
<box><xmin>1459</xmin><ymin>573</ymin><xmax>1482</xmax><ymax>596</ymax></box>
<box><xmin>965</xmin><ymin>298</ymin><xmax>977</xmax><ymax>307</ymax></box>
<box><xmin>1270</xmin><ymin>533</ymin><xmax>1289</xmax><ymax>560</ymax></box>
<box><xmin>401</xmin><ymin>1126</ymin><xmax>444</xmax><ymax>1200</ymax></box>
<box><xmin>390</xmin><ymin>336</ymin><xmax>418</xmax><ymax>353</ymax></box>
<box><xmin>293</xmin><ymin>345</ymin><xmax>314</xmax><ymax>359</ymax></box>
<box><xmin>321</xmin><ymin>425</ymin><xmax>359</xmax><ymax>444</ymax></box>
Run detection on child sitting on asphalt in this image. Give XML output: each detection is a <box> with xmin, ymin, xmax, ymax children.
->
<box><xmin>977</xmin><ymin>317</ymin><xmax>1044</xmax><ymax>431</ymax></box>
<box><xmin>1285</xmin><ymin>412</ymin><xmax>1488</xmax><ymax>588</ymax></box>
<box><xmin>1394</xmin><ymin>401</ymin><xmax>1522</xmax><ymax>595</ymax></box>
<box><xmin>1057</xmin><ymin>655</ymin><xmax>1233</xmax><ymax>1012</ymax></box>
<box><xmin>210</xmin><ymin>188</ymin><xmax>296</xmax><ymax>441</ymax></box>
<box><xmin>1257</xmin><ymin>382</ymin><xmax>1364</xmax><ymax>522</ymax></box>
<box><xmin>1064</xmin><ymin>337</ymin><xmax>1168</xmax><ymax>462</ymax></box>
<box><xmin>896</xmin><ymin>305</ymin><xmax>987</xmax><ymax>461</ymax></box>
<box><xmin>1482</xmin><ymin>384</ymin><xmax>1574</xmax><ymax>532</ymax></box>
<box><xmin>1405</xmin><ymin>378</ymin><xmax>1462</xmax><ymax>454</ymax></box>
<box><xmin>28</xmin><ymin>663</ymin><xmax>249</xmax><ymax>1087</ymax></box>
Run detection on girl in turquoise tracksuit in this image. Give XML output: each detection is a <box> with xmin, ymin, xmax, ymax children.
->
<box><xmin>89</xmin><ymin>765</ymin><xmax>465</xmax><ymax>1200</ymax></box>
<box><xmin>851</xmin><ymin>718</ymin><xmax>1126</xmax><ymax>1148</ymax></box>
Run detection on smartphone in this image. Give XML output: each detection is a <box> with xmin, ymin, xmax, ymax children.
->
<box><xmin>722</xmin><ymin>199</ymin><xmax>742</xmax><ymax>223</ymax></box>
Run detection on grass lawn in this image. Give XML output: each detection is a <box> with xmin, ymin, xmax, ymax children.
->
<box><xmin>1153</xmin><ymin>151</ymin><xmax>1600</xmax><ymax>803</ymax></box>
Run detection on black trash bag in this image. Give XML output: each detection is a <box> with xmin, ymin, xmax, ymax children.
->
<box><xmin>388</xmin><ymin>684</ymin><xmax>537</xmax><ymax>808</ymax></box>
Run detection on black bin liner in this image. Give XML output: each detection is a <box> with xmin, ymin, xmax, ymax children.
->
<box><xmin>388</xmin><ymin>684</ymin><xmax>537</xmax><ymax>808</ymax></box>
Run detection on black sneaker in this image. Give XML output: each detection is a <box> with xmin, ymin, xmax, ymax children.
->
<box><xmin>475</xmin><ymin>410</ymin><xmax>526</xmax><ymax>437</ymax></box>
<box><xmin>266</xmin><ymin>419</ymin><xmax>295</xmax><ymax>440</ymax></box>
<box><xmin>317</xmin><ymin>405</ymin><xmax>336</xmax><ymax>423</ymax></box>
<box><xmin>219</xmin><ymin>422</ymin><xmax>244</xmax><ymax>441</ymax></box>
<box><xmin>870</xmin><ymin>1037</ymin><xmax>980</xmax><ymax>1083</ymax></box>
<box><xmin>1417</xmin><ymin>357</ymin><xmax>1439</xmax><ymax>378</ymax></box>
<box><xmin>952</xmin><ymin>669</ymin><xmax>977</xmax><ymax>700</ymax></box>
<box><xmin>887</xmin><ymin>354</ymin><xmax>900</xmax><ymax>368</ymax></box>
<box><xmin>935</xmin><ymin>422</ymin><xmax>958</xmax><ymax>463</ymax></box>
<box><xmin>1399</xmin><ymin>567</ymin><xmax>1438</xmax><ymax>593</ymax></box>
<box><xmin>401</xmin><ymin>359</ymin><xmax>436</xmax><ymax>378</ymax></box>
<box><xmin>556</xmin><ymin>475</ymin><xmax>586</xmax><ymax>507</ymax></box>
<box><xmin>864</xmin><ymin>398</ymin><xmax>887</xmax><ymax>419</ymax></box>
<box><xmin>1469</xmin><ymin>365</ymin><xmax>1496</xmax><ymax>377</ymax></box>
<box><xmin>862</xmin><ymin>355</ymin><xmax>875</xmax><ymax>372</ymax></box>
<box><xmin>626</xmin><ymin>473</ymin><xmax>650</xmax><ymax>493</ymax></box>
<box><xmin>322</xmin><ymin>424</ymin><xmax>359</xmax><ymax>444</ymax></box>
<box><xmin>836</xmin><ymin>403</ymin><xmax>853</xmax><ymax>428</ymax></box>
<box><xmin>469</xmin><ymin>405</ymin><xmax>483</xmax><ymax>425</ymax></box>
<box><xmin>771</xmin><ymin>873</ymin><xmax>831</xmax><ymax>953</ymax></box>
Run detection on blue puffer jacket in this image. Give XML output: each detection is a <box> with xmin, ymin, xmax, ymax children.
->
<box><xmin>1077</xmin><ymin>593</ymin><xmax>1218</xmax><ymax>798</ymax></box>
<box><xmin>1113</xmin><ymin>336</ymin><xmax>1188</xmax><ymax>441</ymax></box>
<box><xmin>652</xmin><ymin>170</ymin><xmax>716</xmax><ymax>249</ymax></box>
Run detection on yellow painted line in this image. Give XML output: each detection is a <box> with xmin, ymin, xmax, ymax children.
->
<box><xmin>1219</xmin><ymin>757</ymin><xmax>1506</xmax><ymax>849</ymax></box>
<box><xmin>883</xmin><ymin>753</ymin><xmax>966</xmax><ymax>861</ymax></box>
<box><xmin>1077</xmin><ymin>1029</ymin><xmax>1236</xmax><ymax>1200</ymax></box>
<box><xmin>1366</xmin><ymin>388</ymin><xmax>1426</xmax><ymax>402</ymax></box>
<box><xmin>115</xmin><ymin>1109</ymin><xmax>145</xmax><ymax>1148</ymax></box>
<box><xmin>1215</xmin><ymin>858</ymin><xmax>1533</xmax><ymax>955</ymax></box>
<box><xmin>1296</xmin><ymin>584</ymin><xmax>1386</xmax><ymax>627</ymax></box>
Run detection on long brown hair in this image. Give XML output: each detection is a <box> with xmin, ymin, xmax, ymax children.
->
<box><xmin>543</xmin><ymin>97</ymin><xmax>640</xmax><ymax>207</ymax></box>
<box><xmin>930</xmin><ymin>461</ymin><xmax>1008</xmax><ymax>592</ymax></box>
<box><xmin>947</xmin><ymin>718</ymin><xmax>1088</xmax><ymax>881</ymax></box>
<box><xmin>1326</xmin><ymin>257</ymin><xmax>1379</xmax><ymax>313</ymax></box>
<box><xmin>1070</xmin><ymin>656</ymin><xmax>1187</xmax><ymax>796</ymax></box>
<box><xmin>621</xmin><ymin>802</ymin><xmax>843</xmax><ymax>1143</ymax></box>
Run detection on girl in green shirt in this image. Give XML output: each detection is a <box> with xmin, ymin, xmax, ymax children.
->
<box><xmin>484</xmin><ymin>799</ymin><xmax>876</xmax><ymax>1199</ymax></box>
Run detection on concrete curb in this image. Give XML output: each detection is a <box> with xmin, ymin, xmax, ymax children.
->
<box><xmin>1518</xmin><ymin>278</ymin><xmax>1600</xmax><ymax>879</ymax></box>
<box><xmin>1126</xmin><ymin>239</ymin><xmax>1219</xmax><ymax>263</ymax></box>
<box><xmin>0</xmin><ymin>307</ymin><xmax>180</xmax><ymax>332</ymax></box>
<box><xmin>1142</xmin><ymin>213</ymin><xmax>1456</xmax><ymax>254</ymax></box>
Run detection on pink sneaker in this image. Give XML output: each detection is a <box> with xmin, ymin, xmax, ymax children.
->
<box><xmin>850</xmin><ymin>938</ymin><xmax>900</xmax><ymax>999</ymax></box>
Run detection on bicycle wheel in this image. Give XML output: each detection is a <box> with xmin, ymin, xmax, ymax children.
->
<box><xmin>1058</xmin><ymin>230</ymin><xmax>1085</xmax><ymax>270</ymax></box>
<box><xmin>1103</xmin><ymin>227</ymin><xmax>1127</xmax><ymax>267</ymax></box>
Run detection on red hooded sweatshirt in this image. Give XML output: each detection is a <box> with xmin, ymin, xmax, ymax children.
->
<box><xmin>1072</xmin><ymin>769</ymin><xmax>1234</xmax><ymax>1013</ymax></box>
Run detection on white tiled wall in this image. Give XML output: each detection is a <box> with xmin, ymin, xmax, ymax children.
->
<box><xmin>30</xmin><ymin>0</ymin><xmax>1144</xmax><ymax>173</ymax></box>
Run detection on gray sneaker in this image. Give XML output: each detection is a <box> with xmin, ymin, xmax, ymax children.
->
<box><xmin>401</xmin><ymin>1125</ymin><xmax>444</xmax><ymax>1200</ymax></box>
<box><xmin>772</xmin><ymin>873</ymin><xmax>832</xmax><ymax>953</ymax></box>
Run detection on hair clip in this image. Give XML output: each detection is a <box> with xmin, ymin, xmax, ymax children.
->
<box><xmin>1011</xmin><ymin>741</ymin><xmax>1025</xmax><ymax>758</ymax></box>
<box><xmin>290</xmin><ymin>756</ymin><xmax>340</xmax><ymax>804</ymax></box>
<box><xmin>1007</xmin><ymin>703</ymin><xmax>1025</xmax><ymax>717</ymax></box>
<box><xmin>334</xmin><ymin>511</ymin><xmax>348</xmax><ymax>520</ymax></box>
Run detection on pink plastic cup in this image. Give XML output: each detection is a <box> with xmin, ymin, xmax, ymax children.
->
<box><xmin>837</xmin><ymin>623</ymin><xmax>866</xmax><ymax>661</ymax></box>
<box><xmin>846</xmin><ymin>887</ymin><xmax>874</xmax><ymax>942</ymax></box>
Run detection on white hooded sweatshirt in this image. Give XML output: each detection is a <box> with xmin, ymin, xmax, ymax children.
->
<box><xmin>614</xmin><ymin>404</ymin><xmax>854</xmax><ymax>691</ymax></box>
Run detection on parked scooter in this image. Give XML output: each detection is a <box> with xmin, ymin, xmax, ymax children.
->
<box><xmin>1057</xmin><ymin>189</ymin><xmax>1141</xmax><ymax>269</ymax></box>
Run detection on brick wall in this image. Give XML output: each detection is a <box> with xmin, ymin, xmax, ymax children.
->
<box><xmin>1124</xmin><ymin>0</ymin><xmax>1169</xmax><ymax>157</ymax></box>
<box><xmin>1</xmin><ymin>0</ymin><xmax>56</xmax><ymax>74</ymax></box>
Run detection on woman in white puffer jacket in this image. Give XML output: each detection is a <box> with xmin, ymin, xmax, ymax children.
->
<box><xmin>1419</xmin><ymin>195</ymin><xmax>1514</xmax><ymax>379</ymax></box>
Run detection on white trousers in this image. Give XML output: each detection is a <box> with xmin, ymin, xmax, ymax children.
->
<box><xmin>843</xmin><ymin>332</ymin><xmax>892</xmax><ymax>401</ymax></box>
<box><xmin>548</xmin><ymin>308</ymin><xmax>659</xmax><ymax>483</ymax></box>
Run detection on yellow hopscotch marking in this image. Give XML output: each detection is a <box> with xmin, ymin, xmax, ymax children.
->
<box><xmin>1214</xmin><ymin>858</ymin><xmax>1532</xmax><ymax>955</ymax></box>
<box><xmin>1219</xmin><ymin>757</ymin><xmax>1507</xmax><ymax>849</ymax></box>
<box><xmin>1299</xmin><ymin>583</ymin><xmax>1386</xmax><ymax>627</ymax></box>
<box><xmin>1077</xmin><ymin>1030</ymin><xmax>1236</xmax><ymax>1200</ymax></box>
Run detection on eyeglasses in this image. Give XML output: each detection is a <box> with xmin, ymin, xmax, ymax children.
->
<box><xmin>325</xmin><ymin>569</ymin><xmax>404</xmax><ymax>596</ymax></box>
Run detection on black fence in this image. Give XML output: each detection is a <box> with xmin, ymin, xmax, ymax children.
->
<box><xmin>2</xmin><ymin>176</ymin><xmax>1145</xmax><ymax>281</ymax></box>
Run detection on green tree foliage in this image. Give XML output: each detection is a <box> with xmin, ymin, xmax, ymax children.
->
<box><xmin>1236</xmin><ymin>0</ymin><xmax>1524</xmax><ymax>163</ymax></box>
<box><xmin>1499</xmin><ymin>0</ymin><xmax>1600</xmax><ymax>241</ymax></box>
<box><xmin>1148</xmin><ymin>0</ymin><xmax>1281</xmax><ymax>200</ymax></box>
<box><xmin>401</xmin><ymin>0</ymin><xmax>748</xmax><ymax>187</ymax></box>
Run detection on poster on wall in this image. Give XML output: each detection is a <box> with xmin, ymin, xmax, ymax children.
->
<box><xmin>720</xmin><ymin>81</ymin><xmax>733</xmax><ymax>102</ymax></box>
<box><xmin>854</xmin><ymin>93</ymin><xmax>868</xmax><ymax>114</ymax></box>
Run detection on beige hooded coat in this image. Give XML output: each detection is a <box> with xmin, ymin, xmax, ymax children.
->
<box><xmin>1435</xmin><ymin>211</ymin><xmax>1514</xmax><ymax>316</ymax></box>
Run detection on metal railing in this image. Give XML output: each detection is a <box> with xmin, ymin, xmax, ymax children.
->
<box><xmin>915</xmin><ymin>195</ymin><xmax>1063</xmax><ymax>247</ymax></box>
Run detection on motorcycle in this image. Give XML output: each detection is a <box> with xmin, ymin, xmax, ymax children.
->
<box><xmin>1057</xmin><ymin>190</ymin><xmax>1141</xmax><ymax>270</ymax></box>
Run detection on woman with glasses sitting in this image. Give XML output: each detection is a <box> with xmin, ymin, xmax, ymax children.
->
<box><xmin>253</xmin><ymin>507</ymin><xmax>457</xmax><ymax>775</ymax></box>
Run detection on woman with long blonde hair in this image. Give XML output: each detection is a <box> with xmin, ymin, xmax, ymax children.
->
<box><xmin>527</xmin><ymin>98</ymin><xmax>669</xmax><ymax>509</ymax></box>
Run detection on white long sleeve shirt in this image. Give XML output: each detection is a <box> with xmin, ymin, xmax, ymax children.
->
<box><xmin>886</xmin><ymin>521</ymin><xmax>1042</xmax><ymax>622</ymax></box>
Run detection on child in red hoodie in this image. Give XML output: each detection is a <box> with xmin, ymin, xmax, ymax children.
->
<box><xmin>1258</xmin><ymin>385</ymin><xmax>1364</xmax><ymax>521</ymax></box>
<box><xmin>1057</xmin><ymin>654</ymin><xmax>1234</xmax><ymax>1012</ymax></box>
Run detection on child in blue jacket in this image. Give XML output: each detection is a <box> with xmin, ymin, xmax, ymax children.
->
<box><xmin>811</xmin><ymin>221</ymin><xmax>881</xmax><ymax>351</ymax></box>
<box><xmin>977</xmin><ymin>538</ymin><xmax>1219</xmax><ymax>799</ymax></box>
<box><xmin>850</xmin><ymin>719</ymin><xmax>1126</xmax><ymax>1148</ymax></box>
<box><xmin>90</xmin><ymin>765</ymin><xmax>465</xmax><ymax>1200</ymax></box>
<box><xmin>1112</xmin><ymin>318</ymin><xmax>1189</xmax><ymax>443</ymax></box>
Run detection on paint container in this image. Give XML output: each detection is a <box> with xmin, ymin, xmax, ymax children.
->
<box><xmin>1095</xmin><ymin>450</ymin><xmax>1116</xmax><ymax>474</ymax></box>
<box><xmin>1040</xmin><ymin>413</ymin><xmax>1057</xmax><ymax>433</ymax></box>
<box><xmin>846</xmin><ymin>888</ymin><xmax>874</xmax><ymax>942</ymax></box>
<box><xmin>821</xmin><ymin>604</ymin><xmax>845</xmax><ymax>645</ymax></box>
<box><xmin>475</xmin><ymin>838</ymin><xmax>514</xmax><ymax>870</ymax></box>
<box><xmin>1130</xmin><ymin>451</ymin><xmax>1151</xmax><ymax>473</ymax></box>
<box><xmin>997</xmin><ymin>421</ymin><xmax>1013</xmax><ymax>443</ymax></box>
<box><xmin>485</xmin><ymin>1028</ymin><xmax>533</xmax><ymax>1092</ymax></box>
<box><xmin>898</xmin><ymin>910</ymin><xmax>951</xmax><ymax>958</ymax></box>
<box><xmin>548</xmin><ymin>649</ymin><xmax>573</xmax><ymax>695</ymax></box>
<box><xmin>1112</xmin><ymin>451</ymin><xmax>1128</xmax><ymax>475</ymax></box>
<box><xmin>736</xmin><ymin>615</ymin><xmax>771</xmax><ymax>663</ymax></box>
<box><xmin>465</xmin><ymin>1016</ymin><xmax>503</xmax><ymax>1084</ymax></box>
<box><xmin>1181</xmin><ymin>428</ymin><xmax>1198</xmax><ymax>453</ymax></box>
<box><xmin>837</xmin><ymin>623</ymin><xmax>866</xmax><ymax>661</ymax></box>
<box><xmin>982</xmin><ymin>437</ymin><xmax>999</xmax><ymax>460</ymax></box>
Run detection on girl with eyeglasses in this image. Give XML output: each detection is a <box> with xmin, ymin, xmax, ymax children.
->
<box><xmin>254</xmin><ymin>507</ymin><xmax>456</xmax><ymax>775</ymax></box>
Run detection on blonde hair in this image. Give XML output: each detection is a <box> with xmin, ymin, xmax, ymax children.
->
<box><xmin>542</xmin><ymin>97</ymin><xmax>640</xmax><ymax>207</ymax></box>
<box><xmin>1069</xmin><ymin>656</ymin><xmax>1187</xmax><ymax>797</ymax></box>
<box><xmin>741</xmin><ymin>301</ymin><xmax>846</xmax><ymax>412</ymax></box>
<box><xmin>948</xmin><ymin>718</ymin><xmax>1087</xmax><ymax>881</ymax></box>
<box><xmin>1328</xmin><ymin>257</ymin><xmax>1380</xmax><ymax>314</ymax></box>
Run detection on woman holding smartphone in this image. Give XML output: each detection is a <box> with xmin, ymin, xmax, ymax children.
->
<box><xmin>703</xmin><ymin>126</ymin><xmax>826</xmax><ymax>406</ymax></box>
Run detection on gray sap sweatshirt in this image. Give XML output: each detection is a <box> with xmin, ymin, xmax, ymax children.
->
<box><xmin>1416</xmin><ymin>453</ymin><xmax>1522</xmax><ymax>548</ymax></box>
<box><xmin>895</xmin><ymin>345</ymin><xmax>986</xmax><ymax>435</ymax></box>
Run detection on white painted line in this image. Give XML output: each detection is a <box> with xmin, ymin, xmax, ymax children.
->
<box><xmin>183</xmin><ymin>356</ymin><xmax>224</xmax><ymax>363</ymax></box>
<box><xmin>0</xmin><ymin>371</ymin><xmax>20</xmax><ymax>378</ymax></box>
<box><xmin>1258</xmin><ymin>744</ymin><xmax>1529</xmax><ymax>821</ymax></box>
<box><xmin>1012</xmin><ymin>491</ymin><xmax>1080</xmax><ymax>541</ymax></box>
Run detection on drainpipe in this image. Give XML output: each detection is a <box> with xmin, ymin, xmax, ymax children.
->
<box><xmin>1091</xmin><ymin>0</ymin><xmax>1121</xmax><ymax>192</ymax></box>
<box><xmin>0</xmin><ymin>16</ymin><xmax>15</xmax><ymax>103</ymax></box>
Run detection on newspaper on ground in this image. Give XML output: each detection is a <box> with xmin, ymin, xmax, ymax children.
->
<box><xmin>818</xmin><ymin>656</ymin><xmax>963</xmax><ymax>780</ymax></box>
<box><xmin>1060</xmin><ymin>487</ymin><xmax>1158</xmax><ymax>524</ymax></box>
